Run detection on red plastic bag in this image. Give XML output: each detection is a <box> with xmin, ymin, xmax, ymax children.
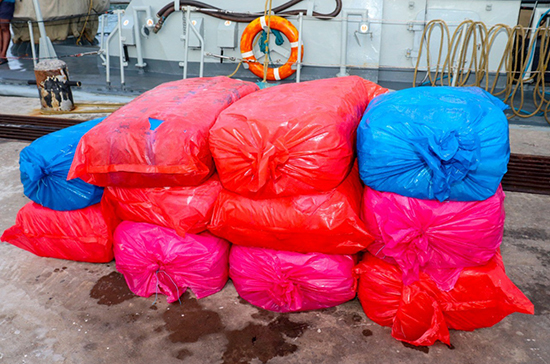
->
<box><xmin>230</xmin><ymin>245</ymin><xmax>357</xmax><ymax>312</ymax></box>
<box><xmin>209</xmin><ymin>168</ymin><xmax>373</xmax><ymax>255</ymax></box>
<box><xmin>355</xmin><ymin>252</ymin><xmax>534</xmax><ymax>346</ymax></box>
<box><xmin>209</xmin><ymin>76</ymin><xmax>387</xmax><ymax>198</ymax></box>
<box><xmin>114</xmin><ymin>221</ymin><xmax>229</xmax><ymax>303</ymax></box>
<box><xmin>68</xmin><ymin>77</ymin><xmax>258</xmax><ymax>188</ymax></box>
<box><xmin>101</xmin><ymin>174</ymin><xmax>222</xmax><ymax>236</ymax></box>
<box><xmin>362</xmin><ymin>186</ymin><xmax>505</xmax><ymax>291</ymax></box>
<box><xmin>1</xmin><ymin>202</ymin><xmax>113</xmax><ymax>263</ymax></box>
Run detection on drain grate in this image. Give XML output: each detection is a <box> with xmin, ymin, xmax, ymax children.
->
<box><xmin>0</xmin><ymin>114</ymin><xmax>84</xmax><ymax>141</ymax></box>
<box><xmin>502</xmin><ymin>153</ymin><xmax>550</xmax><ymax>195</ymax></box>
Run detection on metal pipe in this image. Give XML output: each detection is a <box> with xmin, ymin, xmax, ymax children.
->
<box><xmin>27</xmin><ymin>21</ymin><xmax>37</xmax><ymax>68</ymax></box>
<box><xmin>296</xmin><ymin>12</ymin><xmax>303</xmax><ymax>83</ymax></box>
<box><xmin>31</xmin><ymin>0</ymin><xmax>57</xmax><ymax>60</ymax></box>
<box><xmin>337</xmin><ymin>9</ymin><xmax>368</xmax><ymax>77</ymax></box>
<box><xmin>188</xmin><ymin>14</ymin><xmax>205</xmax><ymax>77</ymax></box>
<box><xmin>183</xmin><ymin>7</ymin><xmax>191</xmax><ymax>79</ymax></box>
<box><xmin>337</xmin><ymin>11</ymin><xmax>349</xmax><ymax>77</ymax></box>
<box><xmin>105</xmin><ymin>24</ymin><xmax>118</xmax><ymax>84</ymax></box>
<box><xmin>117</xmin><ymin>10</ymin><xmax>126</xmax><ymax>85</ymax></box>
<box><xmin>132</xmin><ymin>6</ymin><xmax>153</xmax><ymax>68</ymax></box>
<box><xmin>99</xmin><ymin>14</ymin><xmax>106</xmax><ymax>64</ymax></box>
<box><xmin>31</xmin><ymin>0</ymin><xmax>47</xmax><ymax>42</ymax></box>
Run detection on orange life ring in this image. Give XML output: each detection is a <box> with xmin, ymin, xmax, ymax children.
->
<box><xmin>240</xmin><ymin>16</ymin><xmax>304</xmax><ymax>81</ymax></box>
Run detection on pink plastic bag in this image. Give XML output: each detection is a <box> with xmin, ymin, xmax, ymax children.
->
<box><xmin>1</xmin><ymin>202</ymin><xmax>113</xmax><ymax>263</ymax></box>
<box><xmin>69</xmin><ymin>77</ymin><xmax>258</xmax><ymax>187</ymax></box>
<box><xmin>209</xmin><ymin>76</ymin><xmax>387</xmax><ymax>198</ymax></box>
<box><xmin>114</xmin><ymin>221</ymin><xmax>229</xmax><ymax>303</ymax></box>
<box><xmin>209</xmin><ymin>167</ymin><xmax>373</xmax><ymax>255</ymax></box>
<box><xmin>362</xmin><ymin>185</ymin><xmax>505</xmax><ymax>290</ymax></box>
<box><xmin>355</xmin><ymin>252</ymin><xmax>534</xmax><ymax>346</ymax></box>
<box><xmin>230</xmin><ymin>245</ymin><xmax>357</xmax><ymax>312</ymax></box>
<box><xmin>102</xmin><ymin>174</ymin><xmax>222</xmax><ymax>236</ymax></box>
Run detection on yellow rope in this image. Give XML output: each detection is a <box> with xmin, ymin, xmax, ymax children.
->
<box><xmin>262</xmin><ymin>0</ymin><xmax>273</xmax><ymax>82</ymax></box>
<box><xmin>227</xmin><ymin>61</ymin><xmax>242</xmax><ymax>78</ymax></box>
<box><xmin>412</xmin><ymin>19</ymin><xmax>550</xmax><ymax>125</ymax></box>
<box><xmin>76</xmin><ymin>0</ymin><xmax>94</xmax><ymax>45</ymax></box>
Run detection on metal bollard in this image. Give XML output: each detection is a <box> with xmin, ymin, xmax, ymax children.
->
<box><xmin>32</xmin><ymin>59</ymin><xmax>80</xmax><ymax>111</ymax></box>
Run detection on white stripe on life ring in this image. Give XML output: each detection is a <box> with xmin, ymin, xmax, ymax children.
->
<box><xmin>290</xmin><ymin>41</ymin><xmax>300</xmax><ymax>48</ymax></box>
<box><xmin>260</xmin><ymin>16</ymin><xmax>267</xmax><ymax>29</ymax></box>
<box><xmin>241</xmin><ymin>51</ymin><xmax>255</xmax><ymax>58</ymax></box>
<box><xmin>273</xmin><ymin>68</ymin><xmax>281</xmax><ymax>80</ymax></box>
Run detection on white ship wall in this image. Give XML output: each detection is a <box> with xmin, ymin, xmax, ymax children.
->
<box><xmin>106</xmin><ymin>0</ymin><xmax>521</xmax><ymax>81</ymax></box>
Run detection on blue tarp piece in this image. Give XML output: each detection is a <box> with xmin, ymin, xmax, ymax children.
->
<box><xmin>357</xmin><ymin>87</ymin><xmax>510</xmax><ymax>202</ymax></box>
<box><xmin>20</xmin><ymin>117</ymin><xmax>106</xmax><ymax>211</ymax></box>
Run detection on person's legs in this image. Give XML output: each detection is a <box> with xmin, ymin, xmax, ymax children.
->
<box><xmin>0</xmin><ymin>20</ymin><xmax>10</xmax><ymax>61</ymax></box>
<box><xmin>0</xmin><ymin>0</ymin><xmax>14</xmax><ymax>63</ymax></box>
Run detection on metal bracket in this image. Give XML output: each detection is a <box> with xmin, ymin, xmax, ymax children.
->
<box><xmin>306</xmin><ymin>0</ymin><xmax>314</xmax><ymax>17</ymax></box>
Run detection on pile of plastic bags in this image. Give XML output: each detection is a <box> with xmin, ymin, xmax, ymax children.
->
<box><xmin>355</xmin><ymin>86</ymin><xmax>533</xmax><ymax>345</ymax></box>
<box><xmin>82</xmin><ymin>77</ymin><xmax>257</xmax><ymax>301</ymax></box>
<box><xmin>1</xmin><ymin>77</ymin><xmax>534</xmax><ymax>347</ymax></box>
<box><xmin>2</xmin><ymin>117</ymin><xmax>113</xmax><ymax>262</ymax></box>
<box><xmin>210</xmin><ymin>76</ymin><xmax>386</xmax><ymax>311</ymax></box>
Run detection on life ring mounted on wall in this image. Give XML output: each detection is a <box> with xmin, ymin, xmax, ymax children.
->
<box><xmin>240</xmin><ymin>16</ymin><xmax>304</xmax><ymax>81</ymax></box>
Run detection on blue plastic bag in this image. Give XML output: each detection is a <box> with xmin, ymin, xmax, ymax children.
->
<box><xmin>357</xmin><ymin>87</ymin><xmax>509</xmax><ymax>202</ymax></box>
<box><xmin>20</xmin><ymin>117</ymin><xmax>106</xmax><ymax>211</ymax></box>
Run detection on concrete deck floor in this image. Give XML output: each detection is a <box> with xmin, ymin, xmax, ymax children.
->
<box><xmin>0</xmin><ymin>96</ymin><xmax>549</xmax><ymax>364</ymax></box>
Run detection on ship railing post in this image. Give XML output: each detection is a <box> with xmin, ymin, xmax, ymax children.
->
<box><xmin>27</xmin><ymin>21</ymin><xmax>37</xmax><ymax>68</ymax></box>
<box><xmin>182</xmin><ymin>6</ymin><xmax>191</xmax><ymax>79</ymax></box>
<box><xmin>105</xmin><ymin>17</ymin><xmax>119</xmax><ymax>85</ymax></box>
<box><xmin>188</xmin><ymin>12</ymin><xmax>205</xmax><ymax>77</ymax></box>
<box><xmin>296</xmin><ymin>12</ymin><xmax>303</xmax><ymax>83</ymax></box>
<box><xmin>98</xmin><ymin>13</ymin><xmax>106</xmax><ymax>64</ymax></box>
<box><xmin>133</xmin><ymin>6</ymin><xmax>152</xmax><ymax>68</ymax></box>
<box><xmin>337</xmin><ymin>11</ymin><xmax>350</xmax><ymax>77</ymax></box>
<box><xmin>117</xmin><ymin>10</ymin><xmax>126</xmax><ymax>86</ymax></box>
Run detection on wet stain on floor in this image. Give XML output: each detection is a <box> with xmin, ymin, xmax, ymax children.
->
<box><xmin>222</xmin><ymin>316</ymin><xmax>309</xmax><ymax>364</ymax></box>
<box><xmin>83</xmin><ymin>343</ymin><xmax>98</xmax><ymax>351</ymax></box>
<box><xmin>176</xmin><ymin>348</ymin><xmax>192</xmax><ymax>360</ymax></box>
<box><xmin>512</xmin><ymin>242</ymin><xmax>550</xmax><ymax>268</ymax></box>
<box><xmin>160</xmin><ymin>291</ymin><xmax>223</xmax><ymax>344</ymax></box>
<box><xmin>521</xmin><ymin>281</ymin><xmax>550</xmax><ymax>315</ymax></box>
<box><xmin>318</xmin><ymin>306</ymin><xmax>337</xmax><ymax>314</ymax></box>
<box><xmin>90</xmin><ymin>272</ymin><xmax>136</xmax><ymax>306</ymax></box>
<box><xmin>89</xmin><ymin>278</ymin><xmax>311</xmax><ymax>363</ymax></box>
<box><xmin>251</xmin><ymin>308</ymin><xmax>277</xmax><ymax>322</ymax></box>
<box><xmin>124</xmin><ymin>312</ymin><xmax>141</xmax><ymax>324</ymax></box>
<box><xmin>342</xmin><ymin>312</ymin><xmax>363</xmax><ymax>326</ymax></box>
<box><xmin>504</xmin><ymin>228</ymin><xmax>549</xmax><ymax>241</ymax></box>
<box><xmin>153</xmin><ymin>293</ymin><xmax>310</xmax><ymax>363</ymax></box>
<box><xmin>35</xmin><ymin>271</ymin><xmax>52</xmax><ymax>281</ymax></box>
<box><xmin>401</xmin><ymin>341</ymin><xmax>430</xmax><ymax>354</ymax></box>
<box><xmin>362</xmin><ymin>329</ymin><xmax>373</xmax><ymax>337</ymax></box>
<box><xmin>238</xmin><ymin>298</ymin><xmax>277</xmax><ymax>322</ymax></box>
